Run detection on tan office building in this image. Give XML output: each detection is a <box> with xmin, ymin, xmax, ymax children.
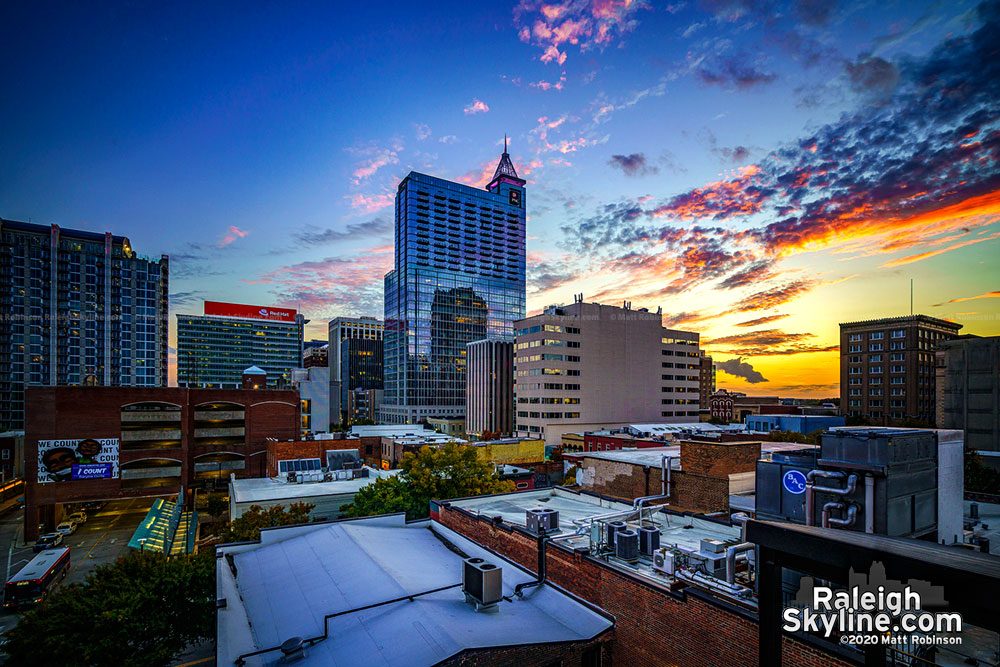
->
<box><xmin>514</xmin><ymin>301</ymin><xmax>701</xmax><ymax>447</ymax></box>
<box><xmin>840</xmin><ymin>315</ymin><xmax>961</xmax><ymax>425</ymax></box>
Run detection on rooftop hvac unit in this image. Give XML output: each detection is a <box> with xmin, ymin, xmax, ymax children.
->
<box><xmin>700</xmin><ymin>539</ymin><xmax>726</xmax><ymax>554</ymax></box>
<box><xmin>525</xmin><ymin>508</ymin><xmax>559</xmax><ymax>535</ymax></box>
<box><xmin>653</xmin><ymin>548</ymin><xmax>675</xmax><ymax>575</ymax></box>
<box><xmin>615</xmin><ymin>529</ymin><xmax>639</xmax><ymax>563</ymax></box>
<box><xmin>606</xmin><ymin>520</ymin><xmax>627</xmax><ymax>549</ymax></box>
<box><xmin>462</xmin><ymin>557</ymin><xmax>503</xmax><ymax>612</ymax></box>
<box><xmin>639</xmin><ymin>525</ymin><xmax>660</xmax><ymax>556</ymax></box>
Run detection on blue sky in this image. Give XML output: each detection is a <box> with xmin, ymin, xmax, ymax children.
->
<box><xmin>2</xmin><ymin>0</ymin><xmax>998</xmax><ymax>394</ymax></box>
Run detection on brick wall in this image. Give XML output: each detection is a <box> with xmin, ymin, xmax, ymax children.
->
<box><xmin>679</xmin><ymin>440</ymin><xmax>760</xmax><ymax>477</ymax></box>
<box><xmin>442</xmin><ymin>630</ymin><xmax>613</xmax><ymax>666</ymax></box>
<box><xmin>436</xmin><ymin>504</ymin><xmax>854</xmax><ymax>667</ymax></box>
<box><xmin>266</xmin><ymin>439</ymin><xmax>368</xmax><ymax>476</ymax></box>
<box><xmin>671</xmin><ymin>470</ymin><xmax>731</xmax><ymax>513</ymax></box>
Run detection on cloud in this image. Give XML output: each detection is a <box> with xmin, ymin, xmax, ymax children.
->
<box><xmin>732</xmin><ymin>280</ymin><xmax>815</xmax><ymax>312</ymax></box>
<box><xmin>293</xmin><ymin>218</ymin><xmax>393</xmax><ymax>245</ymax></box>
<box><xmin>933</xmin><ymin>289</ymin><xmax>1000</xmax><ymax>306</ymax></box>
<box><xmin>845</xmin><ymin>55</ymin><xmax>900</xmax><ymax>97</ymax></box>
<box><xmin>514</xmin><ymin>0</ymin><xmax>649</xmax><ymax>65</ymax></box>
<box><xmin>734</xmin><ymin>313</ymin><xmax>790</xmax><ymax>327</ymax></box>
<box><xmin>414</xmin><ymin>123</ymin><xmax>431</xmax><ymax>140</ymax></box>
<box><xmin>715</xmin><ymin>145</ymin><xmax>751</xmax><ymax>163</ymax></box>
<box><xmin>217</xmin><ymin>225</ymin><xmax>248</xmax><ymax>248</ymax></box>
<box><xmin>347</xmin><ymin>192</ymin><xmax>395</xmax><ymax>214</ymax></box>
<box><xmin>531</xmin><ymin>75</ymin><xmax>567</xmax><ymax>91</ymax></box>
<box><xmin>716</xmin><ymin>357</ymin><xmax>768</xmax><ymax>383</ymax></box>
<box><xmin>705</xmin><ymin>328</ymin><xmax>838</xmax><ymax>356</ymax></box>
<box><xmin>245</xmin><ymin>246</ymin><xmax>393</xmax><ymax>318</ymax></box>
<box><xmin>169</xmin><ymin>291</ymin><xmax>203</xmax><ymax>307</ymax></box>
<box><xmin>347</xmin><ymin>140</ymin><xmax>402</xmax><ymax>185</ymax></box>
<box><xmin>717</xmin><ymin>259</ymin><xmax>777</xmax><ymax>289</ymax></box>
<box><xmin>464</xmin><ymin>99</ymin><xmax>490</xmax><ymax>115</ymax></box>
<box><xmin>608</xmin><ymin>153</ymin><xmax>659</xmax><ymax>176</ymax></box>
<box><xmin>697</xmin><ymin>57</ymin><xmax>776</xmax><ymax>89</ymax></box>
<box><xmin>794</xmin><ymin>0</ymin><xmax>837</xmax><ymax>26</ymax></box>
<box><xmin>439</xmin><ymin>135</ymin><xmax>458</xmax><ymax>144</ymax></box>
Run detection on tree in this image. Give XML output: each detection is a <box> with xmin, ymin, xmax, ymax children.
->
<box><xmin>845</xmin><ymin>414</ymin><xmax>874</xmax><ymax>427</ymax></box>
<box><xmin>220</xmin><ymin>502</ymin><xmax>315</xmax><ymax>543</ymax></box>
<box><xmin>3</xmin><ymin>550</ymin><xmax>214</xmax><ymax>667</ymax></box>
<box><xmin>205</xmin><ymin>493</ymin><xmax>228</xmax><ymax>521</ymax></box>
<box><xmin>342</xmin><ymin>443</ymin><xmax>515</xmax><ymax>520</ymax></box>
<box><xmin>966</xmin><ymin>448</ymin><xmax>1000</xmax><ymax>495</ymax></box>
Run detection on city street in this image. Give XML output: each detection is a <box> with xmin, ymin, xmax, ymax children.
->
<box><xmin>0</xmin><ymin>497</ymin><xmax>157</xmax><ymax>636</ymax></box>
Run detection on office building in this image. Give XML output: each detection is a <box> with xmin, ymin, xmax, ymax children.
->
<box><xmin>514</xmin><ymin>300</ymin><xmax>701</xmax><ymax>448</ymax></box>
<box><xmin>840</xmin><ymin>315</ymin><xmax>961</xmax><ymax>424</ymax></box>
<box><xmin>176</xmin><ymin>301</ymin><xmax>305</xmax><ymax>389</ymax></box>
<box><xmin>936</xmin><ymin>335</ymin><xmax>1000</xmax><ymax>468</ymax></box>
<box><xmin>339</xmin><ymin>337</ymin><xmax>383</xmax><ymax>422</ymax></box>
<box><xmin>698</xmin><ymin>352</ymin><xmax>715</xmax><ymax>413</ymax></box>
<box><xmin>302</xmin><ymin>341</ymin><xmax>328</xmax><ymax>368</ymax></box>
<box><xmin>345</xmin><ymin>387</ymin><xmax>383</xmax><ymax>424</ymax></box>
<box><xmin>0</xmin><ymin>219</ymin><xmax>168</xmax><ymax>431</ymax></box>
<box><xmin>466</xmin><ymin>339</ymin><xmax>514</xmax><ymax>437</ymax></box>
<box><xmin>291</xmin><ymin>366</ymin><xmax>331</xmax><ymax>435</ymax></box>
<box><xmin>327</xmin><ymin>317</ymin><xmax>383</xmax><ymax>378</ymax></box>
<box><xmin>381</xmin><ymin>145</ymin><xmax>526</xmax><ymax>424</ymax></box>
<box><xmin>23</xmin><ymin>385</ymin><xmax>299</xmax><ymax>540</ymax></box>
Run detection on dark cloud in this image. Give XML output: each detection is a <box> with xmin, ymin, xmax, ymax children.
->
<box><xmin>294</xmin><ymin>218</ymin><xmax>392</xmax><ymax>245</ymax></box>
<box><xmin>169</xmin><ymin>291</ymin><xmax>203</xmax><ymax>307</ymax></box>
<box><xmin>706</xmin><ymin>328</ymin><xmax>838</xmax><ymax>356</ymax></box>
<box><xmin>734</xmin><ymin>313</ymin><xmax>789</xmax><ymax>327</ymax></box>
<box><xmin>733</xmin><ymin>280</ymin><xmax>815</xmax><ymax>311</ymax></box>
<box><xmin>717</xmin><ymin>259</ymin><xmax>777</xmax><ymax>289</ymax></box>
<box><xmin>608</xmin><ymin>153</ymin><xmax>659</xmax><ymax>177</ymax></box>
<box><xmin>845</xmin><ymin>55</ymin><xmax>900</xmax><ymax>96</ymax></box>
<box><xmin>715</xmin><ymin>145</ymin><xmax>752</xmax><ymax>163</ymax></box>
<box><xmin>716</xmin><ymin>357</ymin><xmax>768</xmax><ymax>383</ymax></box>
<box><xmin>697</xmin><ymin>57</ymin><xmax>777</xmax><ymax>89</ymax></box>
<box><xmin>794</xmin><ymin>0</ymin><xmax>837</xmax><ymax>26</ymax></box>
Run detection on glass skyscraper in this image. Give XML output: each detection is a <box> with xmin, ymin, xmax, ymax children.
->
<box><xmin>0</xmin><ymin>219</ymin><xmax>168</xmax><ymax>430</ymax></box>
<box><xmin>380</xmin><ymin>146</ymin><xmax>526</xmax><ymax>424</ymax></box>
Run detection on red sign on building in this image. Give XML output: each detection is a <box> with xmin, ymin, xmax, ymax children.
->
<box><xmin>204</xmin><ymin>301</ymin><xmax>297</xmax><ymax>322</ymax></box>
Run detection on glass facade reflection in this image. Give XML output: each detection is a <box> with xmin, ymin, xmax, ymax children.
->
<box><xmin>381</xmin><ymin>156</ymin><xmax>526</xmax><ymax>424</ymax></box>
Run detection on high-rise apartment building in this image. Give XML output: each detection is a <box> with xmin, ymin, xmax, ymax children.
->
<box><xmin>327</xmin><ymin>317</ymin><xmax>383</xmax><ymax>379</ymax></box>
<box><xmin>0</xmin><ymin>219</ymin><xmax>168</xmax><ymax>430</ymax></box>
<box><xmin>698</xmin><ymin>352</ymin><xmax>716</xmax><ymax>412</ymax></box>
<box><xmin>840</xmin><ymin>315</ymin><xmax>961</xmax><ymax>425</ymax></box>
<box><xmin>466</xmin><ymin>339</ymin><xmax>514</xmax><ymax>437</ymax></box>
<box><xmin>380</xmin><ymin>145</ymin><xmax>526</xmax><ymax>424</ymax></box>
<box><xmin>514</xmin><ymin>301</ymin><xmax>701</xmax><ymax>447</ymax></box>
<box><xmin>935</xmin><ymin>335</ymin><xmax>999</xmax><ymax>468</ymax></box>
<box><xmin>177</xmin><ymin>301</ymin><xmax>305</xmax><ymax>389</ymax></box>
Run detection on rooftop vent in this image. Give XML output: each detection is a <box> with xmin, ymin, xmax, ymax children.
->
<box><xmin>462</xmin><ymin>557</ymin><xmax>503</xmax><ymax>612</ymax></box>
<box><xmin>279</xmin><ymin>636</ymin><xmax>306</xmax><ymax>663</ymax></box>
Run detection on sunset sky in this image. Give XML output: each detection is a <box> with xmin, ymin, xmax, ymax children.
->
<box><xmin>2</xmin><ymin>1</ymin><xmax>998</xmax><ymax>396</ymax></box>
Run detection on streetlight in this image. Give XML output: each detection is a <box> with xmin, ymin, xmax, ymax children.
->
<box><xmin>138</xmin><ymin>538</ymin><xmax>147</xmax><ymax>552</ymax></box>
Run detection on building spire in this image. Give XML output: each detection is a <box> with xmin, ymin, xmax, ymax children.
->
<box><xmin>486</xmin><ymin>135</ymin><xmax>526</xmax><ymax>192</ymax></box>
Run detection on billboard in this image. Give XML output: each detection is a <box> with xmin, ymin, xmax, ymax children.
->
<box><xmin>204</xmin><ymin>301</ymin><xmax>297</xmax><ymax>322</ymax></box>
<box><xmin>38</xmin><ymin>439</ymin><xmax>119</xmax><ymax>483</ymax></box>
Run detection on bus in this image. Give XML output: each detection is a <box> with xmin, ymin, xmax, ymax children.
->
<box><xmin>4</xmin><ymin>547</ymin><xmax>70</xmax><ymax>609</ymax></box>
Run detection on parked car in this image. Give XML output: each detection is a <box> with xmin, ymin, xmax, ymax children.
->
<box><xmin>55</xmin><ymin>521</ymin><xmax>77</xmax><ymax>536</ymax></box>
<box><xmin>33</xmin><ymin>533</ymin><xmax>64</xmax><ymax>553</ymax></box>
<box><xmin>68</xmin><ymin>511</ymin><xmax>87</xmax><ymax>524</ymax></box>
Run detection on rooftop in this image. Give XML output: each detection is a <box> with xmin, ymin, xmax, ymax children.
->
<box><xmin>839</xmin><ymin>314</ymin><xmax>963</xmax><ymax>330</ymax></box>
<box><xmin>230</xmin><ymin>468</ymin><xmax>399</xmax><ymax>504</ymax></box>
<box><xmin>350</xmin><ymin>425</ymin><xmax>447</xmax><ymax>439</ymax></box>
<box><xmin>217</xmin><ymin>515</ymin><xmax>612</xmax><ymax>666</ymax></box>
<box><xmin>562</xmin><ymin>442</ymin><xmax>816</xmax><ymax>467</ymax></box>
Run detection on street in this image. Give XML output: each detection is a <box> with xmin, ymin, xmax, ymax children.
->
<box><xmin>0</xmin><ymin>497</ymin><xmax>156</xmax><ymax>636</ymax></box>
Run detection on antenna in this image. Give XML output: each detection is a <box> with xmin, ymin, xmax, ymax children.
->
<box><xmin>504</xmin><ymin>134</ymin><xmax>508</xmax><ymax>153</ymax></box>
<box><xmin>910</xmin><ymin>279</ymin><xmax>913</xmax><ymax>316</ymax></box>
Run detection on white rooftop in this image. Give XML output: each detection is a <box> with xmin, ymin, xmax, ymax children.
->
<box><xmin>217</xmin><ymin>516</ymin><xmax>612</xmax><ymax>666</ymax></box>
<box><xmin>350</xmin><ymin>425</ymin><xmax>451</xmax><ymax>439</ymax></box>
<box><xmin>230</xmin><ymin>468</ymin><xmax>399</xmax><ymax>504</ymax></box>
<box><xmin>562</xmin><ymin>441</ymin><xmax>816</xmax><ymax>467</ymax></box>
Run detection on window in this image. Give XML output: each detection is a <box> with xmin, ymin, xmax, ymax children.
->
<box><xmin>870</xmin><ymin>366</ymin><xmax>882</xmax><ymax>374</ymax></box>
<box><xmin>890</xmin><ymin>341</ymin><xmax>904</xmax><ymax>350</ymax></box>
<box><xmin>277</xmin><ymin>458</ymin><xmax>322</xmax><ymax>474</ymax></box>
<box><xmin>850</xmin><ymin>367</ymin><xmax>862</xmax><ymax>375</ymax></box>
<box><xmin>849</xmin><ymin>334</ymin><xmax>863</xmax><ymax>342</ymax></box>
<box><xmin>566</xmin><ymin>355</ymin><xmax>580</xmax><ymax>362</ymax></box>
<box><xmin>891</xmin><ymin>329</ymin><xmax>905</xmax><ymax>338</ymax></box>
<box><xmin>567</xmin><ymin>341</ymin><xmax>580</xmax><ymax>348</ymax></box>
<box><xmin>849</xmin><ymin>389</ymin><xmax>861</xmax><ymax>396</ymax></box>
<box><xmin>849</xmin><ymin>345</ymin><xmax>862</xmax><ymax>353</ymax></box>
<box><xmin>566</xmin><ymin>327</ymin><xmax>580</xmax><ymax>334</ymax></box>
<box><xmin>869</xmin><ymin>332</ymin><xmax>884</xmax><ymax>340</ymax></box>
<box><xmin>869</xmin><ymin>377</ymin><xmax>882</xmax><ymax>385</ymax></box>
<box><xmin>890</xmin><ymin>388</ymin><xmax>904</xmax><ymax>396</ymax></box>
<box><xmin>891</xmin><ymin>377</ymin><xmax>905</xmax><ymax>385</ymax></box>
<box><xmin>891</xmin><ymin>365</ymin><xmax>905</xmax><ymax>373</ymax></box>
<box><xmin>869</xmin><ymin>355</ymin><xmax>882</xmax><ymax>363</ymax></box>
<box><xmin>890</xmin><ymin>353</ymin><xmax>904</xmax><ymax>361</ymax></box>
<box><xmin>869</xmin><ymin>343</ymin><xmax>883</xmax><ymax>352</ymax></box>
<box><xmin>567</xmin><ymin>369</ymin><xmax>580</xmax><ymax>376</ymax></box>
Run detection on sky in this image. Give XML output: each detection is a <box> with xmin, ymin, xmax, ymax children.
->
<box><xmin>2</xmin><ymin>0</ymin><xmax>998</xmax><ymax>397</ymax></box>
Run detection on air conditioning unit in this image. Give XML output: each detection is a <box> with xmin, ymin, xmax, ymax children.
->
<box><xmin>526</xmin><ymin>508</ymin><xmax>559</xmax><ymax>535</ymax></box>
<box><xmin>653</xmin><ymin>548</ymin><xmax>675</xmax><ymax>575</ymax></box>
<box><xmin>462</xmin><ymin>557</ymin><xmax>503</xmax><ymax>612</ymax></box>
<box><xmin>639</xmin><ymin>525</ymin><xmax>660</xmax><ymax>556</ymax></box>
<box><xmin>615</xmin><ymin>529</ymin><xmax>639</xmax><ymax>563</ymax></box>
<box><xmin>606</xmin><ymin>520</ymin><xmax>627</xmax><ymax>548</ymax></box>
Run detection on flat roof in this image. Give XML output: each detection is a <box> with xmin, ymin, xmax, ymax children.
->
<box><xmin>562</xmin><ymin>442</ymin><xmax>816</xmax><ymax>466</ymax></box>
<box><xmin>230</xmin><ymin>468</ymin><xmax>399</xmax><ymax>504</ymax></box>
<box><xmin>217</xmin><ymin>517</ymin><xmax>612</xmax><ymax>666</ymax></box>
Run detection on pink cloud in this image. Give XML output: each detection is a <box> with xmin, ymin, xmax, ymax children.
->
<box><xmin>217</xmin><ymin>225</ymin><xmax>248</xmax><ymax>248</ymax></box>
<box><xmin>464</xmin><ymin>99</ymin><xmax>490</xmax><ymax>115</ymax></box>
<box><xmin>347</xmin><ymin>192</ymin><xmax>395</xmax><ymax>214</ymax></box>
<box><xmin>515</xmin><ymin>0</ymin><xmax>649</xmax><ymax>65</ymax></box>
<box><xmin>348</xmin><ymin>141</ymin><xmax>401</xmax><ymax>185</ymax></box>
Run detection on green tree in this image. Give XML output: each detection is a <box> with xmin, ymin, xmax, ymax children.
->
<box><xmin>3</xmin><ymin>550</ymin><xmax>214</xmax><ymax>667</ymax></box>
<box><xmin>221</xmin><ymin>502</ymin><xmax>315</xmax><ymax>543</ymax></box>
<box><xmin>343</xmin><ymin>443</ymin><xmax>515</xmax><ymax>520</ymax></box>
<box><xmin>205</xmin><ymin>493</ymin><xmax>228</xmax><ymax>520</ymax></box>
<box><xmin>966</xmin><ymin>448</ymin><xmax>1000</xmax><ymax>495</ymax></box>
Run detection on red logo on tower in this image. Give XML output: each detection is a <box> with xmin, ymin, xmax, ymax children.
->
<box><xmin>204</xmin><ymin>301</ymin><xmax>296</xmax><ymax>322</ymax></box>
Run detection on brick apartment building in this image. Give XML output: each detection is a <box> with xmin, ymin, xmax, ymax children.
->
<box><xmin>840</xmin><ymin>315</ymin><xmax>961</xmax><ymax>425</ymax></box>
<box><xmin>24</xmin><ymin>386</ymin><xmax>299</xmax><ymax>540</ymax></box>
<box><xmin>709</xmin><ymin>389</ymin><xmax>792</xmax><ymax>422</ymax></box>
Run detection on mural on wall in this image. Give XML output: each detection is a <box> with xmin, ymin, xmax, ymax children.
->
<box><xmin>38</xmin><ymin>438</ymin><xmax>119</xmax><ymax>483</ymax></box>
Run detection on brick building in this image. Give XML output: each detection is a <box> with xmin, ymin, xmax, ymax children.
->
<box><xmin>434</xmin><ymin>488</ymin><xmax>854</xmax><ymax>667</ymax></box>
<box><xmin>840</xmin><ymin>314</ymin><xmax>961</xmax><ymax>425</ymax></box>
<box><xmin>710</xmin><ymin>389</ymin><xmax>793</xmax><ymax>422</ymax></box>
<box><xmin>265</xmin><ymin>436</ymin><xmax>382</xmax><ymax>475</ymax></box>
<box><xmin>24</xmin><ymin>386</ymin><xmax>299</xmax><ymax>540</ymax></box>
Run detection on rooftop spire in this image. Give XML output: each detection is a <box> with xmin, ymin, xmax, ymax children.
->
<box><xmin>486</xmin><ymin>135</ymin><xmax>526</xmax><ymax>192</ymax></box>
